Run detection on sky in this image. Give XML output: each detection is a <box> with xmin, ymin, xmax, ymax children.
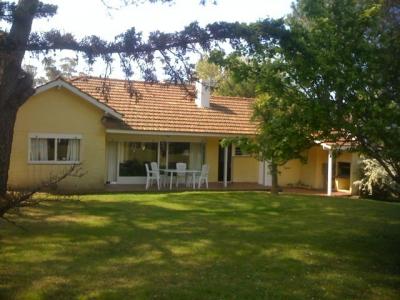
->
<box><xmin>22</xmin><ymin>0</ymin><xmax>294</xmax><ymax>79</ymax></box>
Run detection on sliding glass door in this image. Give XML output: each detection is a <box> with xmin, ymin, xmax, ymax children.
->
<box><xmin>113</xmin><ymin>141</ymin><xmax>205</xmax><ymax>184</ymax></box>
<box><xmin>119</xmin><ymin>142</ymin><xmax>158</xmax><ymax>177</ymax></box>
<box><xmin>189</xmin><ymin>143</ymin><xmax>205</xmax><ymax>170</ymax></box>
<box><xmin>168</xmin><ymin>142</ymin><xmax>190</xmax><ymax>168</ymax></box>
<box><xmin>167</xmin><ymin>142</ymin><xmax>205</xmax><ymax>169</ymax></box>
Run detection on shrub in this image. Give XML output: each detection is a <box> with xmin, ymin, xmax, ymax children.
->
<box><xmin>356</xmin><ymin>158</ymin><xmax>400</xmax><ymax>201</ymax></box>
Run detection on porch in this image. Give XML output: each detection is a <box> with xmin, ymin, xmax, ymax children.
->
<box><xmin>104</xmin><ymin>133</ymin><xmax>357</xmax><ymax>196</ymax></box>
<box><xmin>106</xmin><ymin>134</ymin><xmax>267</xmax><ymax>188</ymax></box>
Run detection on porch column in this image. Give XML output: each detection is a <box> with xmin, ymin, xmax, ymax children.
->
<box><xmin>223</xmin><ymin>146</ymin><xmax>228</xmax><ymax>188</ymax></box>
<box><xmin>327</xmin><ymin>150</ymin><xmax>333</xmax><ymax>196</ymax></box>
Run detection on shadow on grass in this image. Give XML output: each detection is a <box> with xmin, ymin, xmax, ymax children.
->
<box><xmin>1</xmin><ymin>192</ymin><xmax>399</xmax><ymax>299</ymax></box>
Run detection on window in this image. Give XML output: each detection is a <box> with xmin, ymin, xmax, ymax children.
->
<box><xmin>234</xmin><ymin>146</ymin><xmax>248</xmax><ymax>156</ymax></box>
<box><xmin>119</xmin><ymin>142</ymin><xmax>158</xmax><ymax>176</ymax></box>
<box><xmin>168</xmin><ymin>142</ymin><xmax>190</xmax><ymax>168</ymax></box>
<box><xmin>117</xmin><ymin>141</ymin><xmax>206</xmax><ymax>177</ymax></box>
<box><xmin>167</xmin><ymin>142</ymin><xmax>205</xmax><ymax>169</ymax></box>
<box><xmin>29</xmin><ymin>134</ymin><xmax>81</xmax><ymax>163</ymax></box>
<box><xmin>189</xmin><ymin>143</ymin><xmax>205</xmax><ymax>170</ymax></box>
<box><xmin>337</xmin><ymin>162</ymin><xmax>351</xmax><ymax>178</ymax></box>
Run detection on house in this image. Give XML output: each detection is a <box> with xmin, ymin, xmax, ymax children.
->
<box><xmin>8</xmin><ymin>76</ymin><xmax>359</xmax><ymax>194</ymax></box>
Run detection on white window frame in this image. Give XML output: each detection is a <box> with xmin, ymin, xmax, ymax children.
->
<box><xmin>28</xmin><ymin>133</ymin><xmax>82</xmax><ymax>164</ymax></box>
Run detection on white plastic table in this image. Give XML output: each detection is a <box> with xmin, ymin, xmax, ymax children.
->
<box><xmin>160</xmin><ymin>169</ymin><xmax>201</xmax><ymax>189</ymax></box>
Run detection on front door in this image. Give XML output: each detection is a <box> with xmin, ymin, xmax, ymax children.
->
<box><xmin>218</xmin><ymin>144</ymin><xmax>232</xmax><ymax>182</ymax></box>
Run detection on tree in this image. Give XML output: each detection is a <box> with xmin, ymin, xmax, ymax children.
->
<box><xmin>285</xmin><ymin>0</ymin><xmax>400</xmax><ymax>197</ymax></box>
<box><xmin>196</xmin><ymin>57</ymin><xmax>257</xmax><ymax>98</ymax></box>
<box><xmin>197</xmin><ymin>57</ymin><xmax>314</xmax><ymax>193</ymax></box>
<box><xmin>222</xmin><ymin>93</ymin><xmax>315</xmax><ymax>194</ymax></box>
<box><xmin>216</xmin><ymin>0</ymin><xmax>400</xmax><ymax>197</ymax></box>
<box><xmin>0</xmin><ymin>0</ymin><xmax>285</xmax><ymax>198</ymax></box>
<box><xmin>43</xmin><ymin>56</ymin><xmax>78</xmax><ymax>80</ymax></box>
<box><xmin>24</xmin><ymin>55</ymin><xmax>80</xmax><ymax>85</ymax></box>
<box><xmin>25</xmin><ymin>55</ymin><xmax>81</xmax><ymax>85</ymax></box>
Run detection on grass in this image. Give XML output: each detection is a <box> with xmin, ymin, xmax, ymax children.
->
<box><xmin>0</xmin><ymin>192</ymin><xmax>399</xmax><ymax>300</ymax></box>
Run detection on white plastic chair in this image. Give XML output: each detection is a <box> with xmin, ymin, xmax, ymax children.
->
<box><xmin>198</xmin><ymin>164</ymin><xmax>209</xmax><ymax>189</ymax></box>
<box><xmin>150</xmin><ymin>161</ymin><xmax>165</xmax><ymax>187</ymax></box>
<box><xmin>145</xmin><ymin>163</ymin><xmax>160</xmax><ymax>190</ymax></box>
<box><xmin>150</xmin><ymin>162</ymin><xmax>159</xmax><ymax>172</ymax></box>
<box><xmin>176</xmin><ymin>162</ymin><xmax>187</xmax><ymax>187</ymax></box>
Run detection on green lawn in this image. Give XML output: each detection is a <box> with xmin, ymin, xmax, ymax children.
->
<box><xmin>0</xmin><ymin>192</ymin><xmax>399</xmax><ymax>300</ymax></box>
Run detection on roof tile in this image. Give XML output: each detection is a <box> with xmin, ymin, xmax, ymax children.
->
<box><xmin>70</xmin><ymin>76</ymin><xmax>256</xmax><ymax>135</ymax></box>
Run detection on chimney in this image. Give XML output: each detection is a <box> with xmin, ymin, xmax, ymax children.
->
<box><xmin>195</xmin><ymin>79</ymin><xmax>211</xmax><ymax>108</ymax></box>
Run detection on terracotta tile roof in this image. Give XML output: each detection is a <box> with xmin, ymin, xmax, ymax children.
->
<box><xmin>69</xmin><ymin>76</ymin><xmax>257</xmax><ymax>135</ymax></box>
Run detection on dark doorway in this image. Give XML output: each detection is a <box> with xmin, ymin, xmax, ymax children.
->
<box><xmin>218</xmin><ymin>144</ymin><xmax>232</xmax><ymax>181</ymax></box>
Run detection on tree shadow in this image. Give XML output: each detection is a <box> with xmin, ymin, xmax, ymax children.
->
<box><xmin>0</xmin><ymin>192</ymin><xmax>399</xmax><ymax>299</ymax></box>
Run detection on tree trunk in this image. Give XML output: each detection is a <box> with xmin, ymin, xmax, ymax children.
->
<box><xmin>0</xmin><ymin>107</ymin><xmax>18</xmax><ymax>196</ymax></box>
<box><xmin>0</xmin><ymin>0</ymin><xmax>38</xmax><ymax>196</ymax></box>
<box><xmin>270</xmin><ymin>162</ymin><xmax>279</xmax><ymax>194</ymax></box>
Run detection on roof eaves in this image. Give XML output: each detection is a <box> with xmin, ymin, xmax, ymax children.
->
<box><xmin>105</xmin><ymin>128</ymin><xmax>255</xmax><ymax>137</ymax></box>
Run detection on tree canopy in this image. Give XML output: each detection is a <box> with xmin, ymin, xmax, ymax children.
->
<box><xmin>214</xmin><ymin>0</ymin><xmax>400</xmax><ymax>195</ymax></box>
<box><xmin>24</xmin><ymin>56</ymin><xmax>80</xmax><ymax>85</ymax></box>
<box><xmin>195</xmin><ymin>57</ymin><xmax>257</xmax><ymax>98</ymax></box>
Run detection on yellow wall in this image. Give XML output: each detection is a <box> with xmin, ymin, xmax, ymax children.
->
<box><xmin>303</xmin><ymin>147</ymin><xmax>328</xmax><ymax>189</ymax></box>
<box><xmin>276</xmin><ymin>146</ymin><xmax>358</xmax><ymax>191</ymax></box>
<box><xmin>232</xmin><ymin>156</ymin><xmax>259</xmax><ymax>182</ymax></box>
<box><xmin>278</xmin><ymin>159</ymin><xmax>302</xmax><ymax>186</ymax></box>
<box><xmin>9</xmin><ymin>88</ymin><xmax>107</xmax><ymax>191</ymax></box>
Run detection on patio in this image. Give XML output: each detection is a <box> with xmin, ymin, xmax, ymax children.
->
<box><xmin>105</xmin><ymin>182</ymin><xmax>351</xmax><ymax>197</ymax></box>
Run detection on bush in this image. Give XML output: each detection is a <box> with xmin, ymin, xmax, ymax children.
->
<box><xmin>356</xmin><ymin>158</ymin><xmax>400</xmax><ymax>201</ymax></box>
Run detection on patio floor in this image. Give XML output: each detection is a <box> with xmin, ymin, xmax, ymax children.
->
<box><xmin>105</xmin><ymin>182</ymin><xmax>351</xmax><ymax>197</ymax></box>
